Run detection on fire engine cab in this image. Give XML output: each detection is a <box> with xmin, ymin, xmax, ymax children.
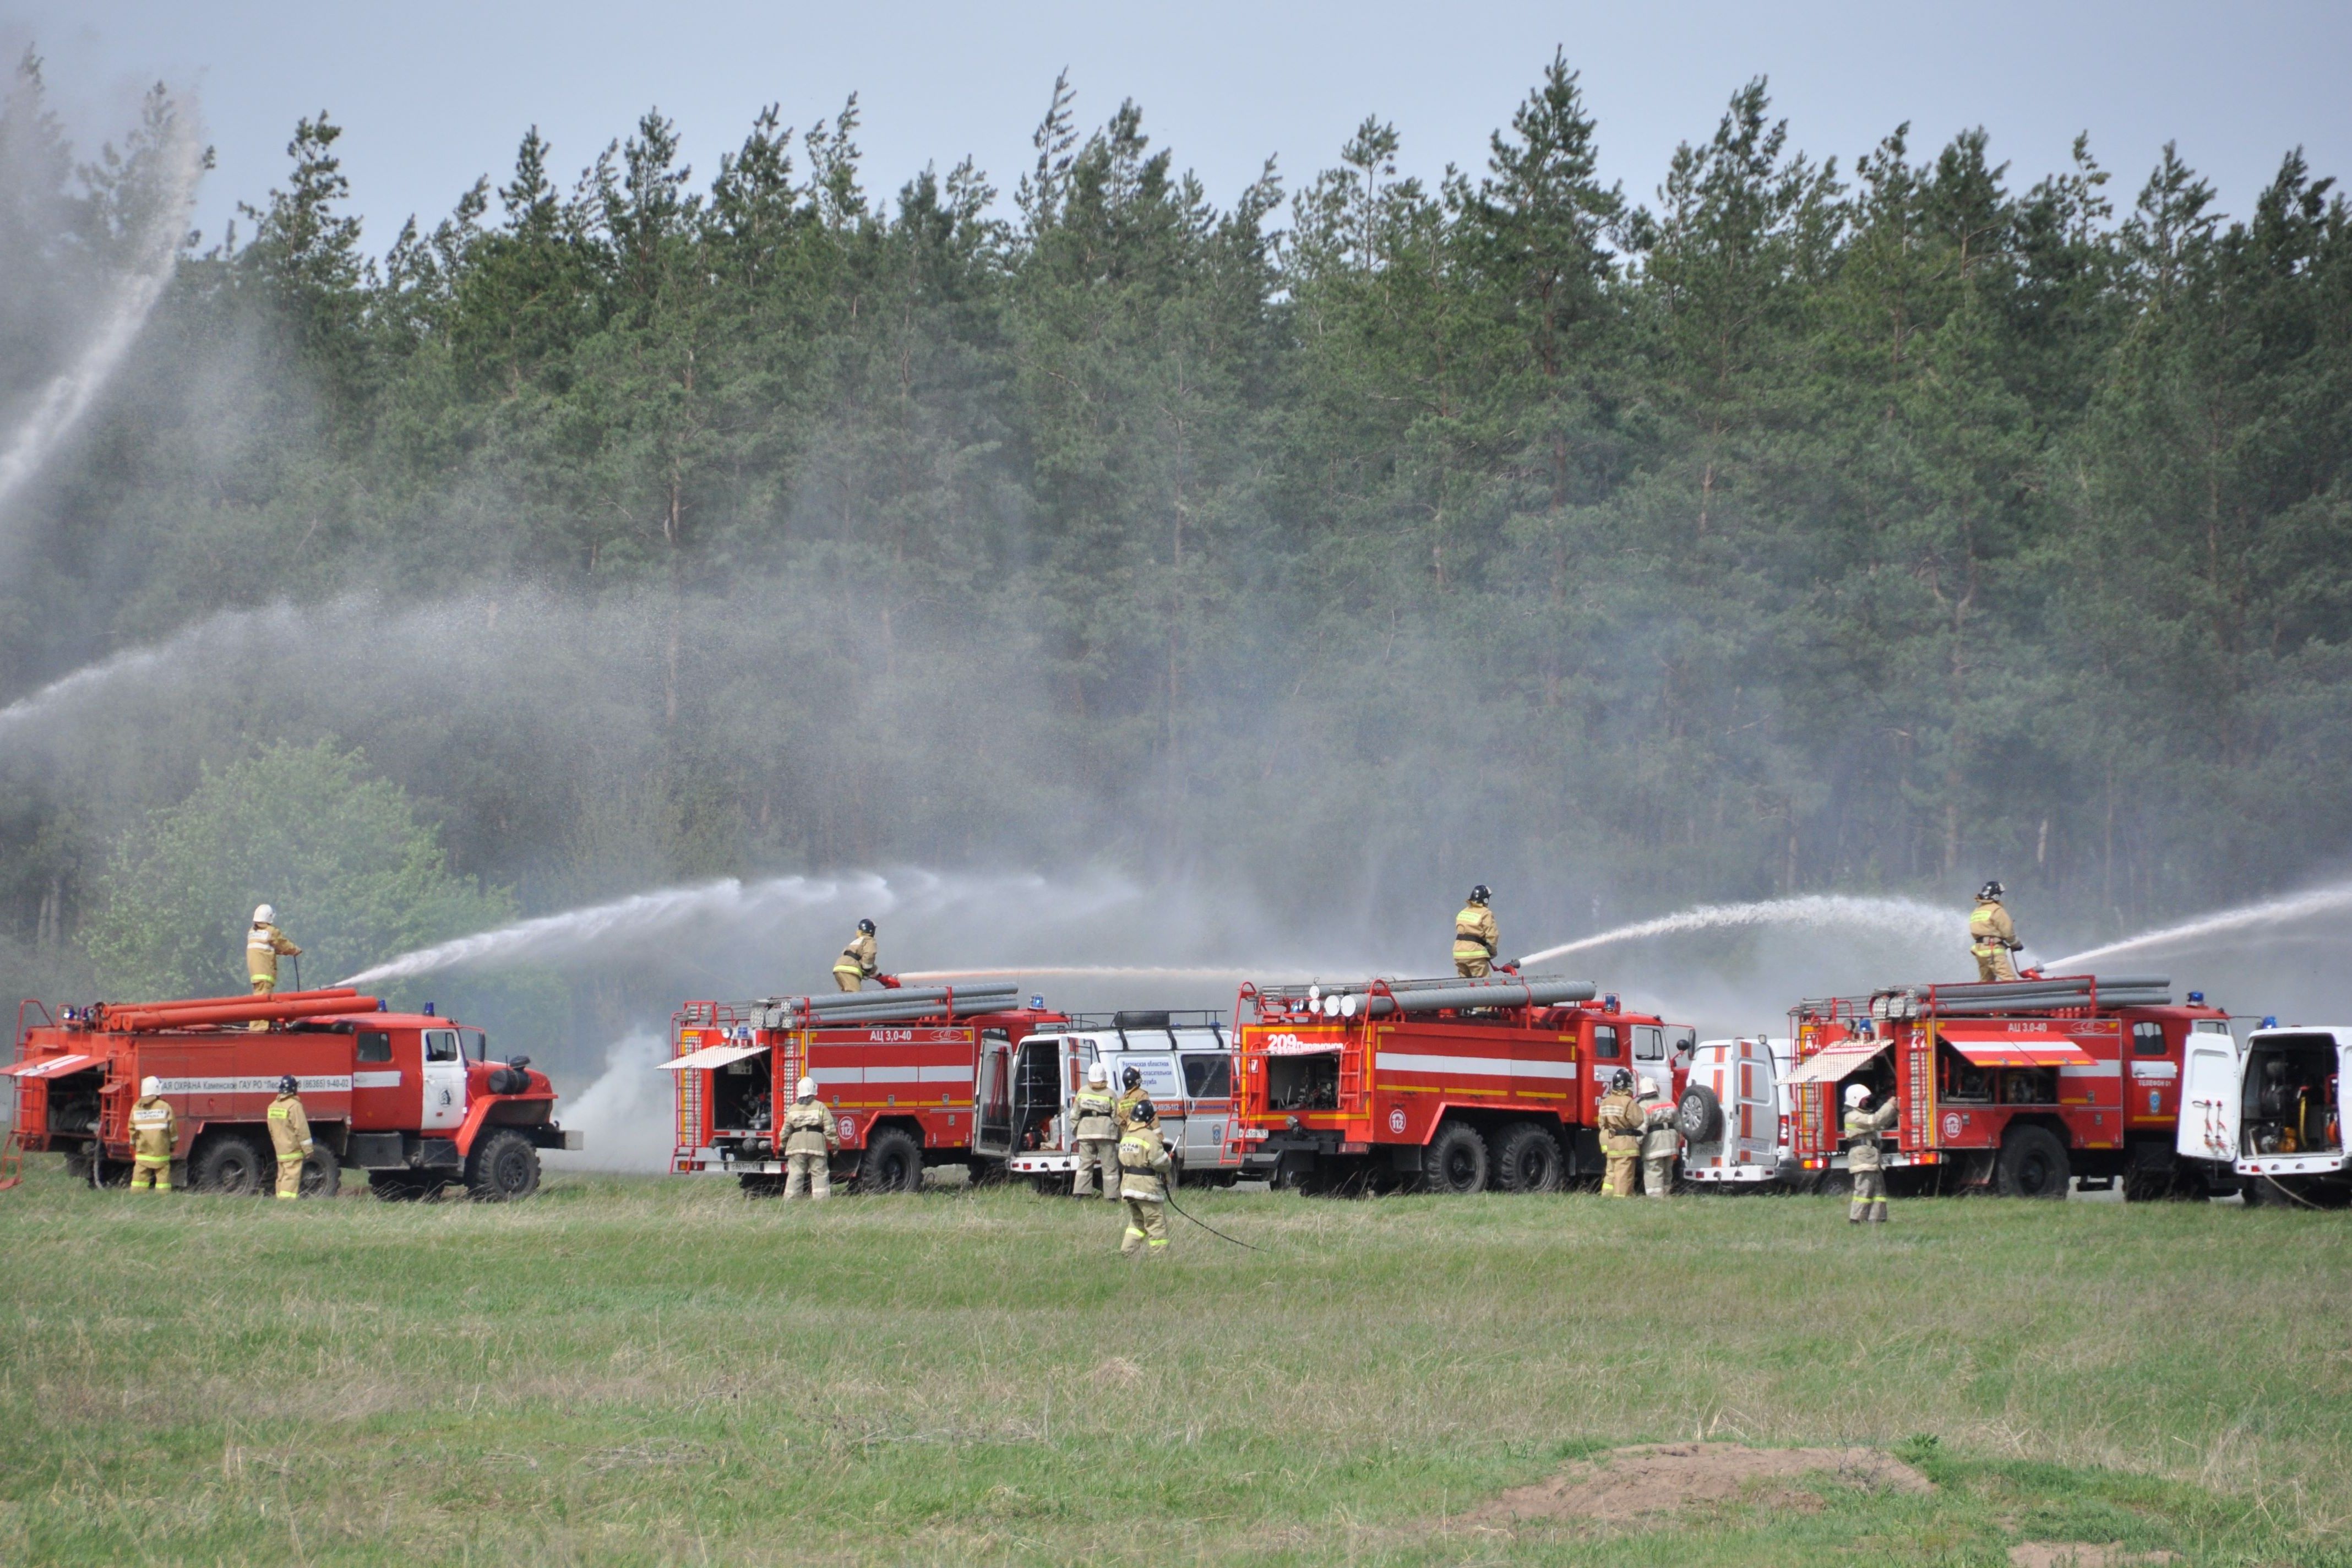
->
<box><xmin>1786</xmin><ymin>972</ymin><xmax>2231</xmax><ymax>1199</ymax></box>
<box><xmin>1233</xmin><ymin>973</ymin><xmax>1693</xmax><ymax>1193</ymax></box>
<box><xmin>663</xmin><ymin>983</ymin><xmax>1067</xmax><ymax>1193</ymax></box>
<box><xmin>4</xmin><ymin>987</ymin><xmax>577</xmax><ymax>1199</ymax></box>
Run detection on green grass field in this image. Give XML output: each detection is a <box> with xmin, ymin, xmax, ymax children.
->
<box><xmin>1</xmin><ymin>1161</ymin><xmax>2346</xmax><ymax>1566</ymax></box>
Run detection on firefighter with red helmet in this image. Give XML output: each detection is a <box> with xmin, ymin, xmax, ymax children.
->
<box><xmin>265</xmin><ymin>1075</ymin><xmax>313</xmax><ymax>1200</ymax></box>
<box><xmin>1453</xmin><ymin>886</ymin><xmax>1500</xmax><ymax>979</ymax></box>
<box><xmin>1969</xmin><ymin>882</ymin><xmax>2022</xmax><ymax>982</ymax></box>
<box><xmin>782</xmin><ymin>1076</ymin><xmax>839</xmax><ymax>1199</ymax></box>
<box><xmin>128</xmin><ymin>1076</ymin><xmax>176</xmax><ymax>1194</ymax></box>
<box><xmin>1843</xmin><ymin>1081</ymin><xmax>1900</xmax><ymax>1223</ymax></box>
<box><xmin>1597</xmin><ymin>1069</ymin><xmax>1644</xmax><ymax>1196</ymax></box>
<box><xmin>1116</xmin><ymin>1100</ymin><xmax>1175</xmax><ymax>1257</ymax></box>
<box><xmin>832</xmin><ymin>919</ymin><xmax>880</xmax><ymax>992</ymax></box>
<box><xmin>1071</xmin><ymin>1062</ymin><xmax>1118</xmax><ymax>1199</ymax></box>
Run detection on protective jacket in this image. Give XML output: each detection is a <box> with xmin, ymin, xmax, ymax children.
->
<box><xmin>832</xmin><ymin>931</ymin><xmax>879</xmax><ymax>983</ymax></box>
<box><xmin>1452</xmin><ymin>904</ymin><xmax>1499</xmax><ymax>968</ymax></box>
<box><xmin>129</xmin><ymin>1095</ymin><xmax>177</xmax><ymax>1162</ymax></box>
<box><xmin>782</xmin><ymin>1097</ymin><xmax>837</xmax><ymax>1155</ymax></box>
<box><xmin>247</xmin><ymin>923</ymin><xmax>301</xmax><ymax>983</ymax></box>
<box><xmin>1843</xmin><ymin>1099</ymin><xmax>1901</xmax><ymax>1171</ymax></box>
<box><xmin>1114</xmin><ymin>1086</ymin><xmax>1148</xmax><ymax>1131</ymax></box>
<box><xmin>1117</xmin><ymin>1127</ymin><xmax>1173</xmax><ymax>1201</ymax></box>
<box><xmin>1597</xmin><ymin>1089</ymin><xmax>1645</xmax><ymax>1155</ymax></box>
<box><xmin>1639</xmin><ymin>1098</ymin><xmax>1681</xmax><ymax>1159</ymax></box>
<box><xmin>1969</xmin><ymin>901</ymin><xmax>2019</xmax><ymax>956</ymax></box>
<box><xmin>1072</xmin><ymin>1087</ymin><xmax>1117</xmax><ymax>1141</ymax></box>
<box><xmin>265</xmin><ymin>1093</ymin><xmax>313</xmax><ymax>1160</ymax></box>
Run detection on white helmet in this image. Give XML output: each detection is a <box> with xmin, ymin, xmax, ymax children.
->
<box><xmin>1844</xmin><ymin>1083</ymin><xmax>1871</xmax><ymax>1107</ymax></box>
<box><xmin>797</xmin><ymin>1076</ymin><xmax>818</xmax><ymax>1099</ymax></box>
<box><xmin>1637</xmin><ymin>1075</ymin><xmax>1659</xmax><ymax>1097</ymax></box>
<box><xmin>140</xmin><ymin>1076</ymin><xmax>162</xmax><ymax>1098</ymax></box>
<box><xmin>1087</xmin><ymin>1063</ymin><xmax>1107</xmax><ymax>1087</ymax></box>
<box><xmin>253</xmin><ymin>903</ymin><xmax>275</xmax><ymax>925</ymax></box>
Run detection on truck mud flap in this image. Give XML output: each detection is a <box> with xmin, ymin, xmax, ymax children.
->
<box><xmin>417</xmin><ymin>1138</ymin><xmax>461</xmax><ymax>1169</ymax></box>
<box><xmin>1566</xmin><ymin>1126</ymin><xmax>1603</xmax><ymax>1176</ymax></box>
<box><xmin>346</xmin><ymin>1132</ymin><xmax>405</xmax><ymax>1169</ymax></box>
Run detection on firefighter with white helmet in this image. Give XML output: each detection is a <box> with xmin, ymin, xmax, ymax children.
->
<box><xmin>1597</xmin><ymin>1068</ymin><xmax>1645</xmax><ymax>1197</ymax></box>
<box><xmin>1637</xmin><ymin>1075</ymin><xmax>1680</xmax><ymax>1197</ymax></box>
<box><xmin>265</xmin><ymin>1074</ymin><xmax>313</xmax><ymax>1200</ymax></box>
<box><xmin>1452</xmin><ymin>885</ymin><xmax>1500</xmax><ymax>979</ymax></box>
<box><xmin>1843</xmin><ymin>1079</ymin><xmax>1901</xmax><ymax>1223</ymax></box>
<box><xmin>832</xmin><ymin>919</ymin><xmax>880</xmax><ymax>992</ymax></box>
<box><xmin>1115</xmin><ymin>1099</ymin><xmax>1175</xmax><ymax>1256</ymax></box>
<box><xmin>1969</xmin><ymin>881</ymin><xmax>2022</xmax><ymax>982</ymax></box>
<box><xmin>128</xmin><ymin>1075</ymin><xmax>176</xmax><ymax>1194</ymax></box>
<box><xmin>782</xmin><ymin>1076</ymin><xmax>839</xmax><ymax>1199</ymax></box>
<box><xmin>1071</xmin><ymin>1062</ymin><xmax>1118</xmax><ymax>1199</ymax></box>
<box><xmin>246</xmin><ymin>905</ymin><xmax>302</xmax><ymax>1031</ymax></box>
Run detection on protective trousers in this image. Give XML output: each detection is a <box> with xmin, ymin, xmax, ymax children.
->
<box><xmin>249</xmin><ymin>974</ymin><xmax>276</xmax><ymax>1031</ymax></box>
<box><xmin>1972</xmin><ymin>946</ymin><xmax>2019</xmax><ymax>983</ymax></box>
<box><xmin>832</xmin><ymin>970</ymin><xmax>863</xmax><ymax>993</ymax></box>
<box><xmin>130</xmin><ymin>1156</ymin><xmax>171</xmax><ymax>1193</ymax></box>
<box><xmin>785</xmin><ymin>1150</ymin><xmax>831</xmax><ymax>1199</ymax></box>
<box><xmin>275</xmin><ymin>1152</ymin><xmax>303</xmax><ymax>1199</ymax></box>
<box><xmin>1642</xmin><ymin>1155</ymin><xmax>1674</xmax><ymax>1197</ymax></box>
<box><xmin>1849</xmin><ymin>1168</ymin><xmax>1888</xmax><ymax>1223</ymax></box>
<box><xmin>1455</xmin><ymin>957</ymin><xmax>1493</xmax><ymax>979</ymax></box>
<box><xmin>1603</xmin><ymin>1152</ymin><xmax>1638</xmax><ymax>1197</ymax></box>
<box><xmin>1121</xmin><ymin>1197</ymin><xmax>1168</xmax><ymax>1256</ymax></box>
<box><xmin>1074</xmin><ymin>1137</ymin><xmax>1117</xmax><ymax>1197</ymax></box>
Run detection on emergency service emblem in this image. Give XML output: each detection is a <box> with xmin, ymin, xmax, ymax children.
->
<box><xmin>1389</xmin><ymin>1107</ymin><xmax>1406</xmax><ymax>1134</ymax></box>
<box><xmin>1942</xmin><ymin>1111</ymin><xmax>1963</xmax><ymax>1140</ymax></box>
<box><xmin>837</xmin><ymin>1115</ymin><xmax>855</xmax><ymax>1140</ymax></box>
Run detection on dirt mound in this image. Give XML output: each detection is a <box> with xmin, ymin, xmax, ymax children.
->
<box><xmin>1468</xmin><ymin>1442</ymin><xmax>1933</xmax><ymax>1524</ymax></box>
<box><xmin>2008</xmin><ymin>1546</ymin><xmax>2179</xmax><ymax>1568</ymax></box>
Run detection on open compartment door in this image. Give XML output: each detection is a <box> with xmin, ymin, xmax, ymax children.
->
<box><xmin>2177</xmin><ymin>1034</ymin><xmax>2241</xmax><ymax>1162</ymax></box>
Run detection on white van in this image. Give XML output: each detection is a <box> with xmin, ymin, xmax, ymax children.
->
<box><xmin>1004</xmin><ymin>1011</ymin><xmax>1242</xmax><ymax>1187</ymax></box>
<box><xmin>2184</xmin><ymin>1022</ymin><xmax>2347</xmax><ymax>1205</ymax></box>
<box><xmin>1679</xmin><ymin>1036</ymin><xmax>1796</xmax><ymax>1188</ymax></box>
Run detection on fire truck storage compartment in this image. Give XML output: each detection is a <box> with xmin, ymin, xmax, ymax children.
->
<box><xmin>712</xmin><ymin>1049</ymin><xmax>773</xmax><ymax>1135</ymax></box>
<box><xmin>1012</xmin><ymin>1037</ymin><xmax>1061</xmax><ymax>1148</ymax></box>
<box><xmin>34</xmin><ymin>1067</ymin><xmax>102</xmax><ymax>1140</ymax></box>
<box><xmin>2243</xmin><ymin>1034</ymin><xmax>2343</xmax><ymax>1156</ymax></box>
<box><xmin>1266</xmin><ymin>1050</ymin><xmax>1339</xmax><ymax>1111</ymax></box>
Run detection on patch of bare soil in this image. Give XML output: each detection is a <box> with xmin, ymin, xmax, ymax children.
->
<box><xmin>2008</xmin><ymin>1545</ymin><xmax>2179</xmax><ymax>1568</ymax></box>
<box><xmin>1467</xmin><ymin>1442</ymin><xmax>1932</xmax><ymax>1525</ymax></box>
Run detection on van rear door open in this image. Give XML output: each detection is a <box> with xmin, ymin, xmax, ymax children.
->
<box><xmin>2177</xmin><ymin>1033</ymin><xmax>2241</xmax><ymax>1164</ymax></box>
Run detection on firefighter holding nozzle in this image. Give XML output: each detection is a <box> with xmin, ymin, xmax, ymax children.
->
<box><xmin>1843</xmin><ymin>1081</ymin><xmax>1901</xmax><ymax>1224</ymax></box>
<box><xmin>1453</xmin><ymin>885</ymin><xmax>1500</xmax><ymax>979</ymax></box>
<box><xmin>1969</xmin><ymin>881</ymin><xmax>2023</xmax><ymax>982</ymax></box>
<box><xmin>1116</xmin><ymin>1100</ymin><xmax>1175</xmax><ymax>1257</ymax></box>
<box><xmin>783</xmin><ymin>1076</ymin><xmax>839</xmax><ymax>1199</ymax></box>
<box><xmin>832</xmin><ymin>919</ymin><xmax>880</xmax><ymax>992</ymax></box>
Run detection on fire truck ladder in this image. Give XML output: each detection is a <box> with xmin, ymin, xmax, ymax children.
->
<box><xmin>673</xmin><ymin>1002</ymin><xmax>719</xmax><ymax>1164</ymax></box>
<box><xmin>0</xmin><ymin>1128</ymin><xmax>22</xmax><ymax>1193</ymax></box>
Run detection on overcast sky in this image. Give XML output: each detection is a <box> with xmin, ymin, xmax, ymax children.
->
<box><xmin>7</xmin><ymin>1</ymin><xmax>2348</xmax><ymax>253</ymax></box>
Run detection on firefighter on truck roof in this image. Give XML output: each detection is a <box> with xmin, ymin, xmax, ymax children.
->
<box><xmin>129</xmin><ymin>1076</ymin><xmax>175</xmax><ymax>1194</ymax></box>
<box><xmin>1453</xmin><ymin>885</ymin><xmax>1499</xmax><ymax>979</ymax></box>
<box><xmin>1638</xmin><ymin>1075</ymin><xmax>1679</xmax><ymax>1197</ymax></box>
<box><xmin>1969</xmin><ymin>881</ymin><xmax>2023</xmax><ymax>982</ymax></box>
<box><xmin>265</xmin><ymin>1075</ymin><xmax>313</xmax><ymax>1201</ymax></box>
<box><xmin>782</xmin><ymin>1076</ymin><xmax>839</xmax><ymax>1199</ymax></box>
<box><xmin>1844</xmin><ymin>1081</ymin><xmax>1900</xmax><ymax>1224</ymax></box>
<box><xmin>1117</xmin><ymin>1099</ymin><xmax>1175</xmax><ymax>1257</ymax></box>
<box><xmin>247</xmin><ymin>905</ymin><xmax>301</xmax><ymax>1029</ymax></box>
<box><xmin>1597</xmin><ymin>1069</ymin><xmax>1644</xmax><ymax>1197</ymax></box>
<box><xmin>832</xmin><ymin>919</ymin><xmax>880</xmax><ymax>992</ymax></box>
<box><xmin>1072</xmin><ymin>1062</ymin><xmax>1118</xmax><ymax>1199</ymax></box>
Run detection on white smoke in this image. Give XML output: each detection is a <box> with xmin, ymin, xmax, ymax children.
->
<box><xmin>543</xmin><ymin>1030</ymin><xmax>672</xmax><ymax>1173</ymax></box>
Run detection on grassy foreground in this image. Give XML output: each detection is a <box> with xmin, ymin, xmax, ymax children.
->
<box><xmin>0</xmin><ymin>1162</ymin><xmax>2346</xmax><ymax>1567</ymax></box>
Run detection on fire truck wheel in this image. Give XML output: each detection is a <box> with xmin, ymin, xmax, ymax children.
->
<box><xmin>1995</xmin><ymin>1125</ymin><xmax>2071</xmax><ymax>1199</ymax></box>
<box><xmin>465</xmin><ymin>1129</ymin><xmax>541</xmax><ymax>1201</ymax></box>
<box><xmin>1676</xmin><ymin>1084</ymin><xmax>1724</xmax><ymax>1143</ymax></box>
<box><xmin>300</xmin><ymin>1151</ymin><xmax>341</xmax><ymax>1199</ymax></box>
<box><xmin>189</xmin><ymin>1132</ymin><xmax>270</xmax><ymax>1196</ymax></box>
<box><xmin>1492</xmin><ymin>1122</ymin><xmax>1564</xmax><ymax>1194</ymax></box>
<box><xmin>858</xmin><ymin>1127</ymin><xmax>924</xmax><ymax>1194</ymax></box>
<box><xmin>1419</xmin><ymin>1122</ymin><xmax>1490</xmax><ymax>1195</ymax></box>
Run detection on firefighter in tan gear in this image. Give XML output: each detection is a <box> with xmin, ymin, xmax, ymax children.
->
<box><xmin>1071</xmin><ymin>1062</ymin><xmax>1119</xmax><ymax>1198</ymax></box>
<box><xmin>1113</xmin><ymin>1064</ymin><xmax>1148</xmax><ymax>1131</ymax></box>
<box><xmin>1969</xmin><ymin>880</ymin><xmax>2022</xmax><ymax>982</ymax></box>
<box><xmin>128</xmin><ymin>1076</ymin><xmax>176</xmax><ymax>1194</ymax></box>
<box><xmin>1116</xmin><ymin>1099</ymin><xmax>1175</xmax><ymax>1257</ymax></box>
<box><xmin>1453</xmin><ymin>885</ymin><xmax>1500</xmax><ymax>979</ymax></box>
<box><xmin>1844</xmin><ymin>1081</ymin><xmax>1900</xmax><ymax>1223</ymax></box>
<box><xmin>782</xmin><ymin>1076</ymin><xmax>839</xmax><ymax>1199</ymax></box>
<box><xmin>1637</xmin><ymin>1075</ymin><xmax>1679</xmax><ymax>1197</ymax></box>
<box><xmin>832</xmin><ymin>919</ymin><xmax>880</xmax><ymax>992</ymax></box>
<box><xmin>247</xmin><ymin>905</ymin><xmax>301</xmax><ymax>1029</ymax></box>
<box><xmin>265</xmin><ymin>1075</ymin><xmax>313</xmax><ymax>1200</ymax></box>
<box><xmin>1597</xmin><ymin>1068</ymin><xmax>1644</xmax><ymax>1196</ymax></box>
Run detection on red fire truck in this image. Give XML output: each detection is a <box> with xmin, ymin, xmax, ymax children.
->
<box><xmin>3</xmin><ymin>987</ymin><xmax>578</xmax><ymax>1199</ymax></box>
<box><xmin>1233</xmin><ymin>974</ymin><xmax>1694</xmax><ymax>1193</ymax></box>
<box><xmin>1784</xmin><ymin>972</ymin><xmax>2234</xmax><ymax>1198</ymax></box>
<box><xmin>664</xmin><ymin>984</ymin><xmax>1068</xmax><ymax>1193</ymax></box>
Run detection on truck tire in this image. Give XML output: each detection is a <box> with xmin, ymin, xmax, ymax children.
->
<box><xmin>858</xmin><ymin>1127</ymin><xmax>924</xmax><ymax>1194</ymax></box>
<box><xmin>1420</xmin><ymin>1123</ymin><xmax>1489</xmax><ymax>1195</ymax></box>
<box><xmin>465</xmin><ymin>1129</ymin><xmax>541</xmax><ymax>1201</ymax></box>
<box><xmin>1492</xmin><ymin>1122</ymin><xmax>1564</xmax><ymax>1194</ymax></box>
<box><xmin>190</xmin><ymin>1131</ymin><xmax>270</xmax><ymax>1196</ymax></box>
<box><xmin>300</xmin><ymin>1150</ymin><xmax>341</xmax><ymax>1200</ymax></box>
<box><xmin>1995</xmin><ymin>1125</ymin><xmax>2071</xmax><ymax>1199</ymax></box>
<box><xmin>1676</xmin><ymin>1084</ymin><xmax>1724</xmax><ymax>1144</ymax></box>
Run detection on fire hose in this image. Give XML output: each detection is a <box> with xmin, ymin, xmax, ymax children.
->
<box><xmin>1156</xmin><ymin>1183</ymin><xmax>1268</xmax><ymax>1252</ymax></box>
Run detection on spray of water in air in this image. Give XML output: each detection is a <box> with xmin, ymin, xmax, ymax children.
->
<box><xmin>2051</xmin><ymin>880</ymin><xmax>2352</xmax><ymax>968</ymax></box>
<box><xmin>1516</xmin><ymin>893</ymin><xmax>1956</xmax><ymax>966</ymax></box>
